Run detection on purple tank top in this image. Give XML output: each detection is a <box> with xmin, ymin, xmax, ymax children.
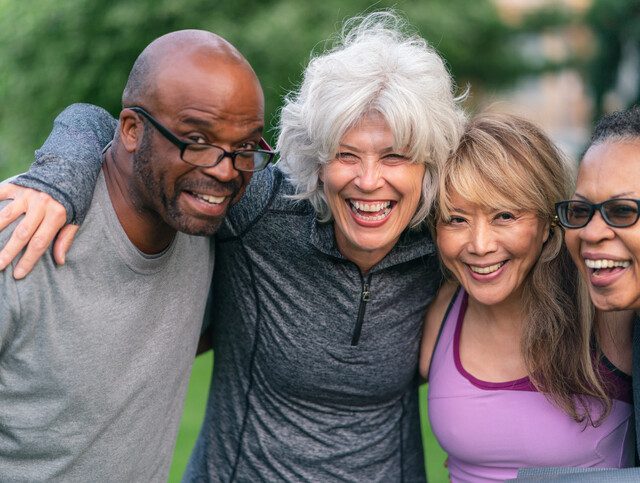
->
<box><xmin>428</xmin><ymin>288</ymin><xmax>634</xmax><ymax>483</ymax></box>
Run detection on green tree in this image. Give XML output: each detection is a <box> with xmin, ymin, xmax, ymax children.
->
<box><xmin>585</xmin><ymin>0</ymin><xmax>640</xmax><ymax>119</ymax></box>
<box><xmin>0</xmin><ymin>0</ymin><xmax>557</xmax><ymax>178</ymax></box>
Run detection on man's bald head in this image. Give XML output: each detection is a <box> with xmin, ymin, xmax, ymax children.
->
<box><xmin>122</xmin><ymin>30</ymin><xmax>254</xmax><ymax>107</ymax></box>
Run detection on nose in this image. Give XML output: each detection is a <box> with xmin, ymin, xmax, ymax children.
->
<box><xmin>200</xmin><ymin>154</ymin><xmax>241</xmax><ymax>182</ymax></box>
<box><xmin>468</xmin><ymin>220</ymin><xmax>497</xmax><ymax>256</ymax></box>
<box><xmin>354</xmin><ymin>159</ymin><xmax>384</xmax><ymax>192</ymax></box>
<box><xmin>578</xmin><ymin>210</ymin><xmax>616</xmax><ymax>244</ymax></box>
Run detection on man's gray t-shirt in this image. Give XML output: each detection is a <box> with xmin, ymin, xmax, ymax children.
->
<box><xmin>0</xmin><ymin>171</ymin><xmax>214</xmax><ymax>481</ymax></box>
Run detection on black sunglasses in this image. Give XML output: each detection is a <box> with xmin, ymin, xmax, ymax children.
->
<box><xmin>555</xmin><ymin>199</ymin><xmax>640</xmax><ymax>229</ymax></box>
<box><xmin>128</xmin><ymin>106</ymin><xmax>275</xmax><ymax>172</ymax></box>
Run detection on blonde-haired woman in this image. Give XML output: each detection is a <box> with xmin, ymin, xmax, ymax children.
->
<box><xmin>420</xmin><ymin>113</ymin><xmax>634</xmax><ymax>482</ymax></box>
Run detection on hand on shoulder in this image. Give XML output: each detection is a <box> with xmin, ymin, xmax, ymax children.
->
<box><xmin>0</xmin><ymin>183</ymin><xmax>76</xmax><ymax>279</ymax></box>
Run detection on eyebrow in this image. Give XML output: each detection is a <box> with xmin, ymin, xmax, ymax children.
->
<box><xmin>338</xmin><ymin>143</ymin><xmax>399</xmax><ymax>153</ymax></box>
<box><xmin>573</xmin><ymin>192</ymin><xmax>636</xmax><ymax>200</ymax></box>
<box><xmin>449</xmin><ymin>207</ymin><xmax>470</xmax><ymax>214</ymax></box>
<box><xmin>181</xmin><ymin>116</ymin><xmax>212</xmax><ymax>129</ymax></box>
<box><xmin>179</xmin><ymin>117</ymin><xmax>264</xmax><ymax>142</ymax></box>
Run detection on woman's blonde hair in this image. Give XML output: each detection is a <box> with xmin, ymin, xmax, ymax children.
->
<box><xmin>437</xmin><ymin>112</ymin><xmax>610</xmax><ymax>424</ymax></box>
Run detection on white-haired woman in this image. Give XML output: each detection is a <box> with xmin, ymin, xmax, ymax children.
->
<box><xmin>0</xmin><ymin>12</ymin><xmax>464</xmax><ymax>481</ymax></box>
<box><xmin>421</xmin><ymin>113</ymin><xmax>634</xmax><ymax>482</ymax></box>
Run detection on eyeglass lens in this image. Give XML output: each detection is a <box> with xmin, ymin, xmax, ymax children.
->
<box><xmin>182</xmin><ymin>144</ymin><xmax>270</xmax><ymax>171</ymax></box>
<box><xmin>561</xmin><ymin>200</ymin><xmax>640</xmax><ymax>228</ymax></box>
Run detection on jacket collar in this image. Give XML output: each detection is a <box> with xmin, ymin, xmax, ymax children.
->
<box><xmin>309</xmin><ymin>216</ymin><xmax>437</xmax><ymax>273</ymax></box>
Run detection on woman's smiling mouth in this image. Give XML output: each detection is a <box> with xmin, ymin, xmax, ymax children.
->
<box><xmin>583</xmin><ymin>258</ymin><xmax>631</xmax><ymax>288</ymax></box>
<box><xmin>584</xmin><ymin>258</ymin><xmax>630</xmax><ymax>270</ymax></box>
<box><xmin>348</xmin><ymin>199</ymin><xmax>395</xmax><ymax>222</ymax></box>
<box><xmin>468</xmin><ymin>261</ymin><xmax>506</xmax><ymax>274</ymax></box>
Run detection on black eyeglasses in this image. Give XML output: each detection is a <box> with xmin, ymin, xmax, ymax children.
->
<box><xmin>555</xmin><ymin>199</ymin><xmax>640</xmax><ymax>229</ymax></box>
<box><xmin>128</xmin><ymin>106</ymin><xmax>275</xmax><ymax>172</ymax></box>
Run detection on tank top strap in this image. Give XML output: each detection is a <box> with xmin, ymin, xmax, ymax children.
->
<box><xmin>428</xmin><ymin>286</ymin><xmax>466</xmax><ymax>381</ymax></box>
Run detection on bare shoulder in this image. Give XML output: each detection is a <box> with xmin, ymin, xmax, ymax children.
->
<box><xmin>419</xmin><ymin>280</ymin><xmax>459</xmax><ymax>380</ymax></box>
<box><xmin>596</xmin><ymin>309</ymin><xmax>634</xmax><ymax>375</ymax></box>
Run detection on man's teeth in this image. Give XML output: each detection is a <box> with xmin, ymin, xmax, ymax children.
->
<box><xmin>585</xmin><ymin>259</ymin><xmax>630</xmax><ymax>269</ymax></box>
<box><xmin>194</xmin><ymin>193</ymin><xmax>225</xmax><ymax>204</ymax></box>
<box><xmin>469</xmin><ymin>262</ymin><xmax>504</xmax><ymax>274</ymax></box>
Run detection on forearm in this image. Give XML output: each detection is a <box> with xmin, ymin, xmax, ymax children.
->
<box><xmin>12</xmin><ymin>103</ymin><xmax>117</xmax><ymax>223</ymax></box>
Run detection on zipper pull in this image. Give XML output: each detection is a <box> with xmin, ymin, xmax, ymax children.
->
<box><xmin>362</xmin><ymin>284</ymin><xmax>370</xmax><ymax>302</ymax></box>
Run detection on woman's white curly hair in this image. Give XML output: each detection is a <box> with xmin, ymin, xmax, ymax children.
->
<box><xmin>276</xmin><ymin>10</ymin><xmax>466</xmax><ymax>225</ymax></box>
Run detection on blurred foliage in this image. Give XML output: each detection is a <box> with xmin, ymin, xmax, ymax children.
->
<box><xmin>584</xmin><ymin>0</ymin><xmax>640</xmax><ymax>119</ymax></box>
<box><xmin>0</xmin><ymin>0</ymin><xmax>565</xmax><ymax>178</ymax></box>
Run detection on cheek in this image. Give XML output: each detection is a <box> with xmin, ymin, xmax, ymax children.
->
<box><xmin>436</xmin><ymin>230</ymin><xmax>460</xmax><ymax>267</ymax></box>
<box><xmin>563</xmin><ymin>231</ymin><xmax>581</xmax><ymax>262</ymax></box>
<box><xmin>407</xmin><ymin>185</ymin><xmax>422</xmax><ymax>210</ymax></box>
<box><xmin>623</xmin><ymin>230</ymin><xmax>640</xmax><ymax>259</ymax></box>
<box><xmin>230</xmin><ymin>173</ymin><xmax>252</xmax><ymax>205</ymax></box>
<box><xmin>399</xmin><ymin>168</ymin><xmax>424</xmax><ymax>204</ymax></box>
<box><xmin>321</xmin><ymin>165</ymin><xmax>350</xmax><ymax>199</ymax></box>
<box><xmin>516</xmin><ymin>223</ymin><xmax>547</xmax><ymax>254</ymax></box>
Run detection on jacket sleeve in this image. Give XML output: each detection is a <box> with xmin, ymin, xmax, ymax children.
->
<box><xmin>12</xmin><ymin>103</ymin><xmax>117</xmax><ymax>224</ymax></box>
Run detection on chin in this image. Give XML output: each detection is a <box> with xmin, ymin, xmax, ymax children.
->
<box><xmin>170</xmin><ymin>214</ymin><xmax>225</xmax><ymax>237</ymax></box>
<box><xmin>590</xmin><ymin>290</ymin><xmax>640</xmax><ymax>312</ymax></box>
<box><xmin>353</xmin><ymin>233</ymin><xmax>395</xmax><ymax>251</ymax></box>
<box><xmin>464</xmin><ymin>288</ymin><xmax>507</xmax><ymax>307</ymax></box>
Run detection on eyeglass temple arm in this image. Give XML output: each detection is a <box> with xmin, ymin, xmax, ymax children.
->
<box><xmin>259</xmin><ymin>138</ymin><xmax>274</xmax><ymax>151</ymax></box>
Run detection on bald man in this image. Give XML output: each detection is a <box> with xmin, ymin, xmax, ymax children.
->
<box><xmin>0</xmin><ymin>31</ymin><xmax>267</xmax><ymax>480</ymax></box>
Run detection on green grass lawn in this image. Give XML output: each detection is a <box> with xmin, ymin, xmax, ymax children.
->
<box><xmin>168</xmin><ymin>352</ymin><xmax>448</xmax><ymax>482</ymax></box>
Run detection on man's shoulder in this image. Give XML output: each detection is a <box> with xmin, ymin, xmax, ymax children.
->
<box><xmin>220</xmin><ymin>166</ymin><xmax>314</xmax><ymax>239</ymax></box>
<box><xmin>0</xmin><ymin>199</ymin><xmax>25</xmax><ymax>249</ymax></box>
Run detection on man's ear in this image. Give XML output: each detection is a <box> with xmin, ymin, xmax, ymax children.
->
<box><xmin>119</xmin><ymin>109</ymin><xmax>143</xmax><ymax>153</ymax></box>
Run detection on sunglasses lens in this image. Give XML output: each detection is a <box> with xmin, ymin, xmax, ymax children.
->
<box><xmin>603</xmin><ymin>200</ymin><xmax>639</xmax><ymax>227</ymax></box>
<box><xmin>562</xmin><ymin>201</ymin><xmax>592</xmax><ymax>228</ymax></box>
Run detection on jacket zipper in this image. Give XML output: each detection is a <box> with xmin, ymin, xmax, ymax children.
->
<box><xmin>351</xmin><ymin>273</ymin><xmax>373</xmax><ymax>346</ymax></box>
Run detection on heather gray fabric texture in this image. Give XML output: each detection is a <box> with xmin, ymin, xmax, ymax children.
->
<box><xmin>511</xmin><ymin>467</ymin><xmax>640</xmax><ymax>481</ymax></box>
<box><xmin>0</xmin><ymin>171</ymin><xmax>214</xmax><ymax>481</ymax></box>
<box><xmin>184</xmin><ymin>166</ymin><xmax>441</xmax><ymax>482</ymax></box>
<box><xmin>22</xmin><ymin>103</ymin><xmax>442</xmax><ymax>481</ymax></box>
<box><xmin>13</xmin><ymin>104</ymin><xmax>116</xmax><ymax>224</ymax></box>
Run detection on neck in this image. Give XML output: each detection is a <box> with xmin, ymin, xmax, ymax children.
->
<box><xmin>465</xmin><ymin>293</ymin><xmax>524</xmax><ymax>335</ymax></box>
<box><xmin>103</xmin><ymin>146</ymin><xmax>175</xmax><ymax>254</ymax></box>
<box><xmin>335</xmin><ymin>230</ymin><xmax>396</xmax><ymax>275</ymax></box>
<box><xmin>349</xmin><ymin>251</ymin><xmax>386</xmax><ymax>274</ymax></box>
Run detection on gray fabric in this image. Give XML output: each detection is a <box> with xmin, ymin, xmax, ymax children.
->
<box><xmin>511</xmin><ymin>467</ymin><xmax>640</xmax><ymax>481</ymax></box>
<box><xmin>0</xmin><ymin>171</ymin><xmax>214</xmax><ymax>481</ymax></box>
<box><xmin>184</xmin><ymin>167</ymin><xmax>441</xmax><ymax>482</ymax></box>
<box><xmin>21</xmin><ymin>103</ymin><xmax>443</xmax><ymax>481</ymax></box>
<box><xmin>13</xmin><ymin>104</ymin><xmax>115</xmax><ymax>224</ymax></box>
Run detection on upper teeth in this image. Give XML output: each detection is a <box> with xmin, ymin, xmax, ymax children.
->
<box><xmin>470</xmin><ymin>262</ymin><xmax>504</xmax><ymax>274</ymax></box>
<box><xmin>584</xmin><ymin>259</ymin><xmax>630</xmax><ymax>269</ymax></box>
<box><xmin>350</xmin><ymin>200</ymin><xmax>391</xmax><ymax>212</ymax></box>
<box><xmin>195</xmin><ymin>193</ymin><xmax>225</xmax><ymax>204</ymax></box>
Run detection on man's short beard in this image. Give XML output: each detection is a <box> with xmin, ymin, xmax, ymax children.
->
<box><xmin>132</xmin><ymin>128</ymin><xmax>225</xmax><ymax>237</ymax></box>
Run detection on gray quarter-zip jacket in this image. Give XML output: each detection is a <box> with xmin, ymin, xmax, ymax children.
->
<box><xmin>14</xmin><ymin>104</ymin><xmax>442</xmax><ymax>482</ymax></box>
